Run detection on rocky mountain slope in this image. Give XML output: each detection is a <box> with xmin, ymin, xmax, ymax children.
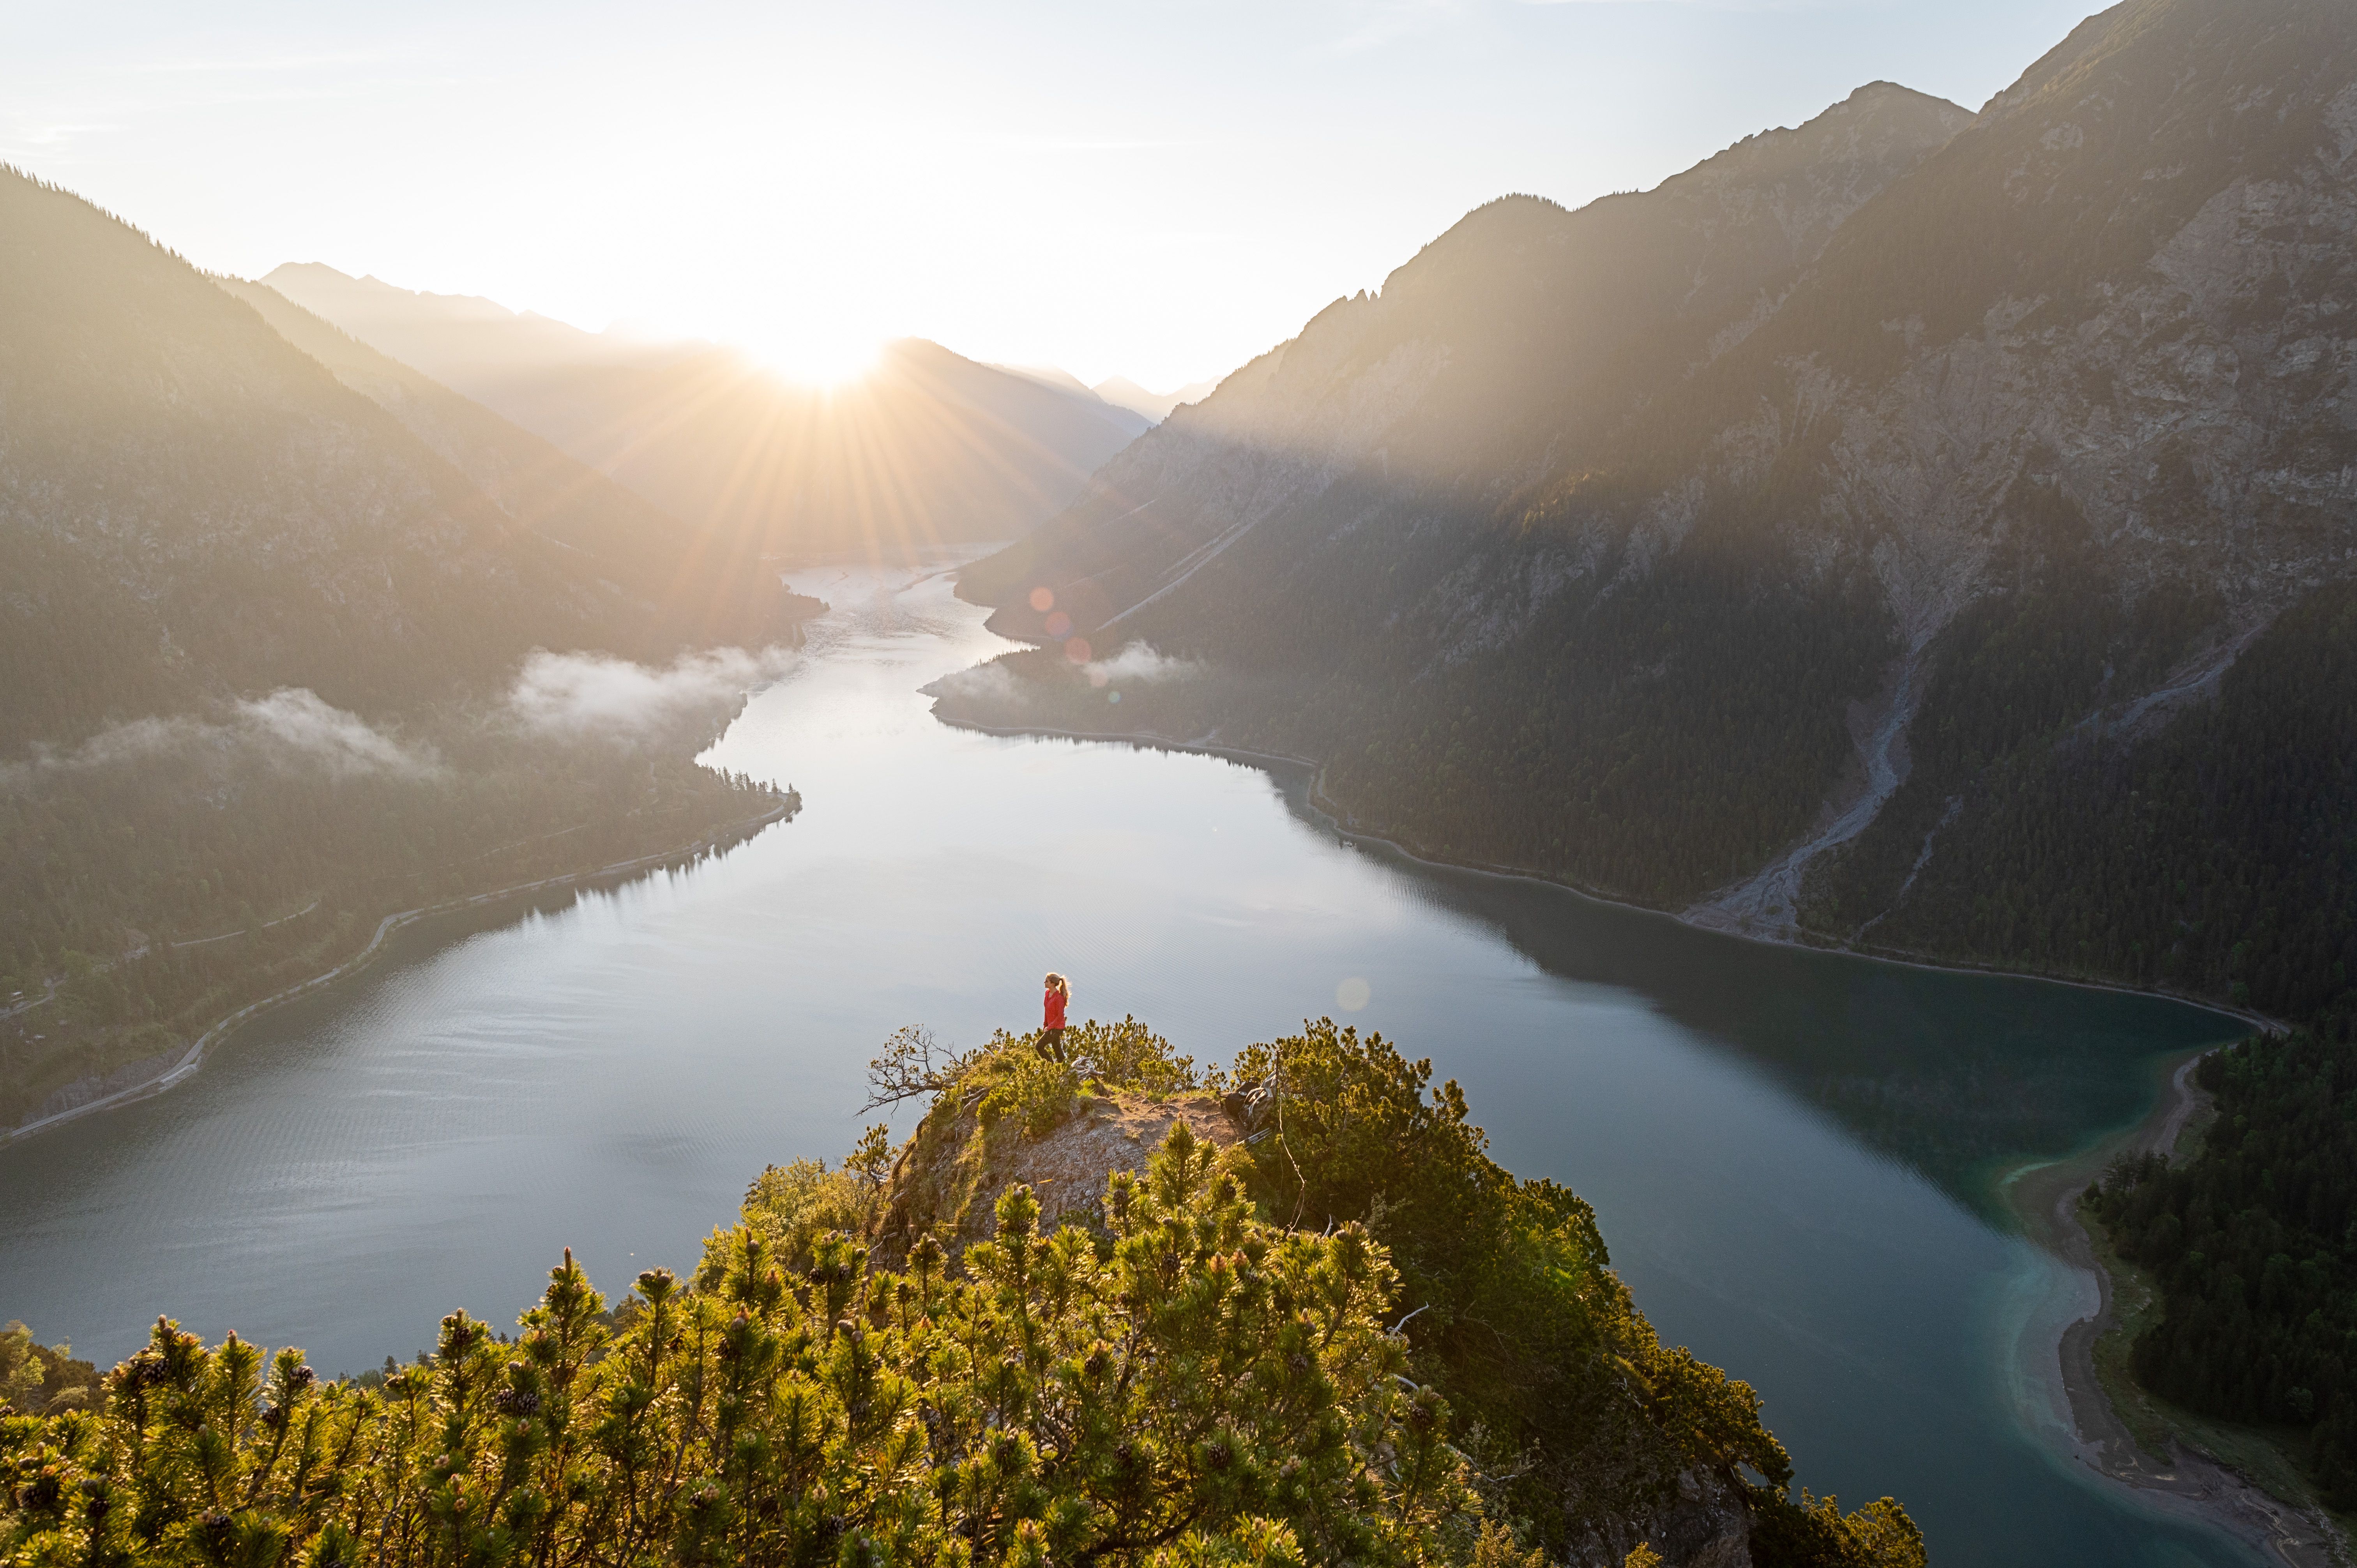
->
<box><xmin>959</xmin><ymin>78</ymin><xmax>1975</xmax><ymax>626</ymax></box>
<box><xmin>949</xmin><ymin>0</ymin><xmax>2357</xmax><ymax>1023</ymax></box>
<box><xmin>264</xmin><ymin>264</ymin><xmax>1151</xmax><ymax>560</ymax></box>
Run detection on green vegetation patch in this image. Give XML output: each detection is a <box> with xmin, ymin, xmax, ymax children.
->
<box><xmin>2</xmin><ymin>1136</ymin><xmax>1469</xmax><ymax>1568</ymax></box>
<box><xmin>1</xmin><ymin>1323</ymin><xmax>98</xmax><ymax>1420</ymax></box>
<box><xmin>3</xmin><ymin>1016</ymin><xmax>1926</xmax><ymax>1568</ymax></box>
<box><xmin>2087</xmin><ymin>1017</ymin><xmax>2357</xmax><ymax>1508</ymax></box>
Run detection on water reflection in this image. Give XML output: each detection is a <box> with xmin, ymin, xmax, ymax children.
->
<box><xmin>1312</xmin><ymin>823</ymin><xmax>2238</xmax><ymax>1217</ymax></box>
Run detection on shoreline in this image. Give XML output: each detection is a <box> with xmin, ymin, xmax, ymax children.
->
<box><xmin>0</xmin><ymin>797</ymin><xmax>797</xmax><ymax>1150</ymax></box>
<box><xmin>938</xmin><ymin>713</ymin><xmax>2280</xmax><ymax>1030</ymax></box>
<box><xmin>1999</xmin><ymin>1057</ymin><xmax>2346</xmax><ymax>1566</ymax></box>
<box><xmin>940</xmin><ymin>706</ymin><xmax>2325</xmax><ymax>1559</ymax></box>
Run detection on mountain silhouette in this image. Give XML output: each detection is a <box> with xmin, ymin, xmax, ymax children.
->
<box><xmin>217</xmin><ymin>277</ymin><xmax>807</xmax><ymax>648</ymax></box>
<box><xmin>0</xmin><ymin>169</ymin><xmax>780</xmax><ymax>752</ymax></box>
<box><xmin>1093</xmin><ymin>376</ymin><xmax>1219</xmax><ymax>424</ymax></box>
<box><xmin>263</xmin><ymin>266</ymin><xmax>1150</xmax><ymax>561</ymax></box>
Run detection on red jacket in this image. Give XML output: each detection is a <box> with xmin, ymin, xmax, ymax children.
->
<box><xmin>1044</xmin><ymin>988</ymin><xmax>1067</xmax><ymax>1030</ymax></box>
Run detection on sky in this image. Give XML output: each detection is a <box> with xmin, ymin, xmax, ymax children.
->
<box><xmin>5</xmin><ymin>0</ymin><xmax>2107</xmax><ymax>392</ymax></box>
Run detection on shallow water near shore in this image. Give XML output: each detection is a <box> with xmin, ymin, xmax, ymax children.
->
<box><xmin>0</xmin><ymin>562</ymin><xmax>2260</xmax><ymax>1564</ymax></box>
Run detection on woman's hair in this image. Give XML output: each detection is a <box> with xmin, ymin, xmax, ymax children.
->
<box><xmin>1044</xmin><ymin>972</ymin><xmax>1068</xmax><ymax>994</ymax></box>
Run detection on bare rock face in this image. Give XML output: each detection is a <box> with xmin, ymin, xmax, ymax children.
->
<box><xmin>874</xmin><ymin>1087</ymin><xmax>1241</xmax><ymax>1259</ymax></box>
<box><xmin>1565</xmin><ymin>1467</ymin><xmax>1754</xmax><ymax>1568</ymax></box>
<box><xmin>986</xmin><ymin>3</ymin><xmax>2357</xmax><ymax>664</ymax></box>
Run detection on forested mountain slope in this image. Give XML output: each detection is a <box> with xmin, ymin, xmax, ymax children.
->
<box><xmin>263</xmin><ymin>264</ymin><xmax>1150</xmax><ymax>560</ymax></box>
<box><xmin>0</xmin><ymin>169</ymin><xmax>794</xmax><ymax>1132</ymax></box>
<box><xmin>0</xmin><ymin>173</ymin><xmax>663</xmax><ymax>752</ymax></box>
<box><xmin>216</xmin><ymin>278</ymin><xmax>810</xmax><ymax>646</ymax></box>
<box><xmin>947</xmin><ymin>0</ymin><xmax>2357</xmax><ymax>1026</ymax></box>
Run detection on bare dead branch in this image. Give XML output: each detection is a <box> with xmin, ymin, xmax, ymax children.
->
<box><xmin>860</xmin><ymin>1025</ymin><xmax>981</xmax><ymax>1114</ymax></box>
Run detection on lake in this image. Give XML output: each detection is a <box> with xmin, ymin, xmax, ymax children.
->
<box><xmin>0</xmin><ymin>561</ymin><xmax>2259</xmax><ymax>1565</ymax></box>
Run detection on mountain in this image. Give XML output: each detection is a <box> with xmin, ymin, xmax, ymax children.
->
<box><xmin>237</xmin><ymin>264</ymin><xmax>682</xmax><ymax>385</ymax></box>
<box><xmin>1</xmin><ymin>175</ymin><xmax>678</xmax><ymax>752</ymax></box>
<box><xmin>945</xmin><ymin>0</ymin><xmax>2357</xmax><ymax>1028</ymax></box>
<box><xmin>0</xmin><ymin>168</ymin><xmax>791</xmax><ymax>1132</ymax></box>
<box><xmin>961</xmin><ymin>77</ymin><xmax>1975</xmax><ymax>626</ymax></box>
<box><xmin>1093</xmin><ymin>374</ymin><xmax>1218</xmax><ymax>423</ymax></box>
<box><xmin>995</xmin><ymin>362</ymin><xmax>1164</xmax><ymax>436</ymax></box>
<box><xmin>263</xmin><ymin>266</ymin><xmax>1152</xmax><ymax>559</ymax></box>
<box><xmin>216</xmin><ymin>278</ymin><xmax>808</xmax><ymax>646</ymax></box>
<box><xmin>992</xmin><ymin>362</ymin><xmax>1105</xmax><ymax>403</ymax></box>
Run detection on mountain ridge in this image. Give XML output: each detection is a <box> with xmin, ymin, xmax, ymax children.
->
<box><xmin>217</xmin><ymin>276</ymin><xmax>811</xmax><ymax>647</ymax></box>
<box><xmin>1094</xmin><ymin>374</ymin><xmax>1219</xmax><ymax>422</ymax></box>
<box><xmin>956</xmin><ymin>78</ymin><xmax>1976</xmax><ymax>630</ymax></box>
<box><xmin>265</xmin><ymin>265</ymin><xmax>1153</xmax><ymax>560</ymax></box>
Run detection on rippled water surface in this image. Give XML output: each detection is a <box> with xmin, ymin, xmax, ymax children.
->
<box><xmin>1</xmin><ymin>563</ymin><xmax>2261</xmax><ymax>1564</ymax></box>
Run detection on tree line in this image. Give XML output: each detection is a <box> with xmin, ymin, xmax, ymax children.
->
<box><xmin>0</xmin><ymin>730</ymin><xmax>791</xmax><ymax>1132</ymax></box>
<box><xmin>2085</xmin><ymin>1009</ymin><xmax>2357</xmax><ymax>1505</ymax></box>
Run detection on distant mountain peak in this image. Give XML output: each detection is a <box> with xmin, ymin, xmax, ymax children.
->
<box><xmin>991</xmin><ymin>362</ymin><xmax>1099</xmax><ymax>399</ymax></box>
<box><xmin>267</xmin><ymin>276</ymin><xmax>1155</xmax><ymax>558</ymax></box>
<box><xmin>267</xmin><ymin>262</ymin><xmax>521</xmax><ymax>320</ymax></box>
<box><xmin>1662</xmin><ymin>78</ymin><xmax>1972</xmax><ymax>200</ymax></box>
<box><xmin>1093</xmin><ymin>376</ymin><xmax>1219</xmax><ymax>424</ymax></box>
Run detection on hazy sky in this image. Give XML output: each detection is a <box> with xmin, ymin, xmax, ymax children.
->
<box><xmin>8</xmin><ymin>0</ymin><xmax>2103</xmax><ymax>390</ymax></box>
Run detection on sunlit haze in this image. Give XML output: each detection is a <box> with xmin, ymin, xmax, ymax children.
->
<box><xmin>15</xmin><ymin>0</ymin><xmax>2101</xmax><ymax>399</ymax></box>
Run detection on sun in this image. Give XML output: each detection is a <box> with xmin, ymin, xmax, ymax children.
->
<box><xmin>744</xmin><ymin>326</ymin><xmax>883</xmax><ymax>390</ymax></box>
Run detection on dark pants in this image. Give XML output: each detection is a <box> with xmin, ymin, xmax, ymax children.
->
<box><xmin>1039</xmin><ymin>1027</ymin><xmax>1066</xmax><ymax>1061</ymax></box>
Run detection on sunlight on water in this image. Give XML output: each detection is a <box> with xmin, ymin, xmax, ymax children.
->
<box><xmin>0</xmin><ymin>562</ymin><xmax>2260</xmax><ymax>1565</ymax></box>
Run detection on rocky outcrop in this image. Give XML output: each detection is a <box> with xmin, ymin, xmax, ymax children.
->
<box><xmin>1567</xmin><ymin>1468</ymin><xmax>1753</xmax><ymax>1568</ymax></box>
<box><xmin>875</xmin><ymin>1086</ymin><xmax>1242</xmax><ymax>1259</ymax></box>
<box><xmin>871</xmin><ymin>1074</ymin><xmax>1763</xmax><ymax>1568</ymax></box>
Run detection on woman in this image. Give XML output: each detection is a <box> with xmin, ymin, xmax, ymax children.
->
<box><xmin>1040</xmin><ymin>972</ymin><xmax>1070</xmax><ymax>1061</ymax></box>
